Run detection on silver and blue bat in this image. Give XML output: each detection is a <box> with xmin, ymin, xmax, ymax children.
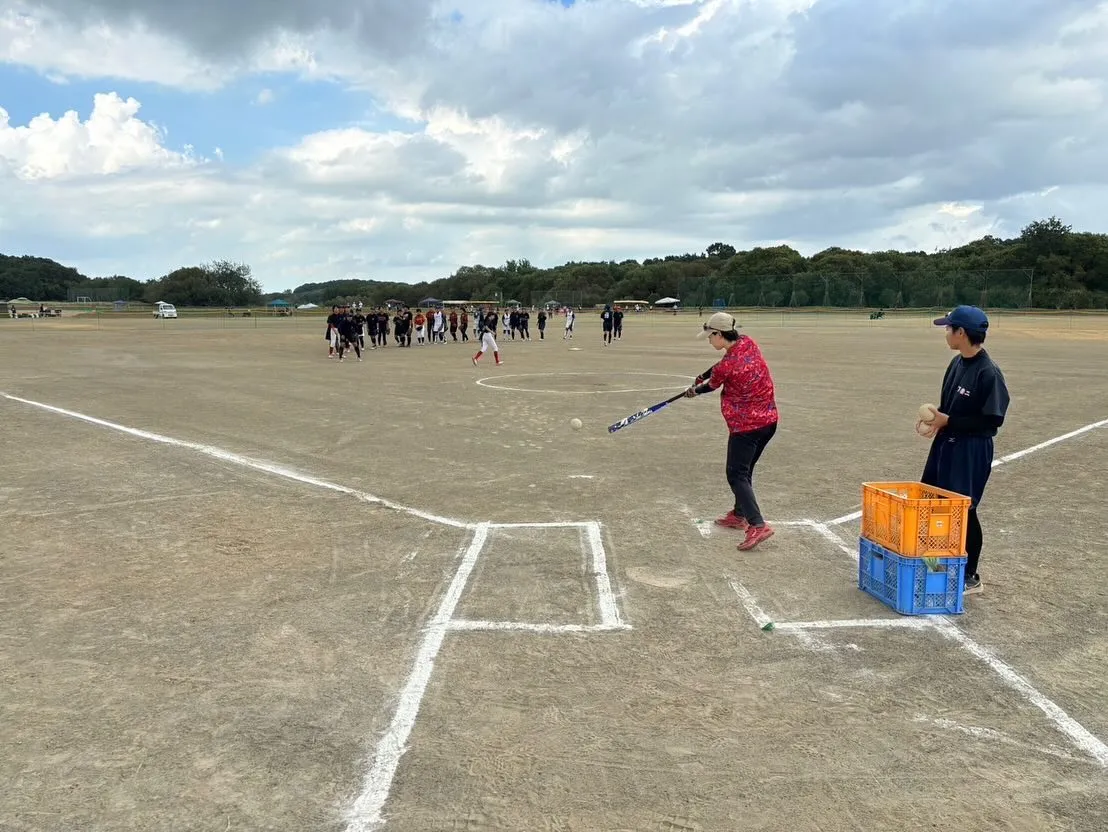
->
<box><xmin>607</xmin><ymin>390</ymin><xmax>688</xmax><ymax>433</ymax></box>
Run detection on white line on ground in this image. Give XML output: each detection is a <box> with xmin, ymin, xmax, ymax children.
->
<box><xmin>929</xmin><ymin>618</ymin><xmax>1108</xmax><ymax>769</ymax></box>
<box><xmin>825</xmin><ymin>417</ymin><xmax>1108</xmax><ymax>525</ymax></box>
<box><xmin>775</xmin><ymin>618</ymin><xmax>932</xmax><ymax>631</ymax></box>
<box><xmin>447</xmin><ymin>620</ymin><xmax>632</xmax><ymax>633</ymax></box>
<box><xmin>912</xmin><ymin>715</ymin><xmax>1099</xmax><ymax>766</ymax></box>
<box><xmin>487</xmin><ymin>521</ymin><xmax>595</xmax><ymax>529</ymax></box>
<box><xmin>1</xmin><ymin>392</ymin><xmax>473</xmax><ymax>530</ymax></box>
<box><xmin>995</xmin><ymin>418</ymin><xmax>1108</xmax><ymax>464</ymax></box>
<box><xmin>728</xmin><ymin>580</ymin><xmax>772</xmax><ymax>628</ymax></box>
<box><xmin>827</xmin><ymin>509</ymin><xmax>862</xmax><ymax>526</ymax></box>
<box><xmin>811</xmin><ymin>521</ymin><xmax>1108</xmax><ymax>769</ymax></box>
<box><xmin>809</xmin><ymin>521</ymin><xmax>860</xmax><ymax>562</ymax></box>
<box><xmin>345</xmin><ymin>523</ymin><xmax>490</xmax><ymax>832</ymax></box>
<box><xmin>587</xmin><ymin>521</ymin><xmax>625</xmax><ymax>628</ymax></box>
<box><xmin>475</xmin><ymin>371</ymin><xmax>689</xmax><ymax>396</ymax></box>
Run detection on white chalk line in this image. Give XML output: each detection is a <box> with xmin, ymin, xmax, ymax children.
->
<box><xmin>929</xmin><ymin>617</ymin><xmax>1108</xmax><ymax>768</ymax></box>
<box><xmin>475</xmin><ymin>371</ymin><xmax>689</xmax><ymax>395</ymax></box>
<box><xmin>2</xmin><ymin>392</ymin><xmax>635</xmax><ymax>824</ymax></box>
<box><xmin>0</xmin><ymin>394</ymin><xmax>625</xmax><ymax>537</ymax></box>
<box><xmin>826</xmin><ymin>416</ymin><xmax>1108</xmax><ymax>526</ymax></box>
<box><xmin>912</xmin><ymin>715</ymin><xmax>1099</xmax><ymax>767</ymax></box>
<box><xmin>728</xmin><ymin>580</ymin><xmax>771</xmax><ymax>628</ymax></box>
<box><xmin>1</xmin><ymin>392</ymin><xmax>473</xmax><ymax>530</ymax></box>
<box><xmin>345</xmin><ymin>523</ymin><xmax>489</xmax><ymax>832</ymax></box>
<box><xmin>448</xmin><ymin>620</ymin><xmax>632</xmax><ymax>633</ymax></box>
<box><xmin>586</xmin><ymin>521</ymin><xmax>625</xmax><ymax>628</ymax></box>
<box><xmin>488</xmin><ymin>521</ymin><xmax>595</xmax><ymax>529</ymax></box>
<box><xmin>809</xmin><ymin>521</ymin><xmax>1108</xmax><ymax>769</ymax></box>
<box><xmin>776</xmin><ymin>618</ymin><xmax>931</xmax><ymax>631</ymax></box>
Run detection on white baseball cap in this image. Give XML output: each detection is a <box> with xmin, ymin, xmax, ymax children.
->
<box><xmin>697</xmin><ymin>311</ymin><xmax>738</xmax><ymax>338</ymax></box>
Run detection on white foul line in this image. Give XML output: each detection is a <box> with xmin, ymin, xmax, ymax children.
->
<box><xmin>804</xmin><ymin>521</ymin><xmax>1108</xmax><ymax>768</ymax></box>
<box><xmin>345</xmin><ymin>523</ymin><xmax>490</xmax><ymax>832</ymax></box>
<box><xmin>826</xmin><ymin>417</ymin><xmax>1108</xmax><ymax>525</ymax></box>
<box><xmin>995</xmin><ymin>417</ymin><xmax>1108</xmax><ymax>464</ymax></box>
<box><xmin>1</xmin><ymin>392</ymin><xmax>473</xmax><ymax>530</ymax></box>
<box><xmin>2</xmin><ymin>392</ymin><xmax>636</xmax><ymax>823</ymax></box>
<box><xmin>913</xmin><ymin>715</ymin><xmax>1099</xmax><ymax>767</ymax></box>
<box><xmin>448</xmin><ymin>620</ymin><xmax>632</xmax><ymax>633</ymax></box>
<box><xmin>929</xmin><ymin>617</ymin><xmax>1108</xmax><ymax>768</ymax></box>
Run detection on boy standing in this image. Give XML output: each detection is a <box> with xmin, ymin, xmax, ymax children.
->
<box><xmin>918</xmin><ymin>305</ymin><xmax>1010</xmax><ymax>595</ymax></box>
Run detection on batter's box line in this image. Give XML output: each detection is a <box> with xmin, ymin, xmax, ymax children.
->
<box><xmin>729</xmin><ymin>556</ymin><xmax>1108</xmax><ymax>769</ymax></box>
<box><xmin>448</xmin><ymin>620</ymin><xmax>633</xmax><ymax>633</ymax></box>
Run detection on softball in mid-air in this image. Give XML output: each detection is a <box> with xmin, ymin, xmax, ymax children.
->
<box><xmin>570</xmin><ymin>418</ymin><xmax>583</xmax><ymax>431</ymax></box>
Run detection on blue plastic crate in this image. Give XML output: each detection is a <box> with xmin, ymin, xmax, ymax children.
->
<box><xmin>858</xmin><ymin>537</ymin><xmax>966</xmax><ymax>615</ymax></box>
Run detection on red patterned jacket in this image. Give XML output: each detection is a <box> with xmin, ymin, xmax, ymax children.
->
<box><xmin>697</xmin><ymin>336</ymin><xmax>779</xmax><ymax>434</ymax></box>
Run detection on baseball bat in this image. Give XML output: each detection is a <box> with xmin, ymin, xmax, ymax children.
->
<box><xmin>608</xmin><ymin>390</ymin><xmax>688</xmax><ymax>433</ymax></box>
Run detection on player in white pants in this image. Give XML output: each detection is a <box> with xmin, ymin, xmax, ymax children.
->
<box><xmin>472</xmin><ymin>308</ymin><xmax>503</xmax><ymax>365</ymax></box>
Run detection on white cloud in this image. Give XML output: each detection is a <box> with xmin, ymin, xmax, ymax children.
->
<box><xmin>0</xmin><ymin>92</ymin><xmax>198</xmax><ymax>179</ymax></box>
<box><xmin>1</xmin><ymin>0</ymin><xmax>1108</xmax><ymax>290</ymax></box>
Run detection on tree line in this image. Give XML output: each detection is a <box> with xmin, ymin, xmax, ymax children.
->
<box><xmin>3</xmin><ymin>217</ymin><xmax>1107</xmax><ymax>310</ymax></box>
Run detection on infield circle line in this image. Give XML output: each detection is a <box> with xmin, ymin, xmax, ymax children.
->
<box><xmin>475</xmin><ymin>371</ymin><xmax>690</xmax><ymax>395</ymax></box>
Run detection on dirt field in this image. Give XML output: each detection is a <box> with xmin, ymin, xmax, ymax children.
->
<box><xmin>2</xmin><ymin>310</ymin><xmax>1106</xmax><ymax>832</ymax></box>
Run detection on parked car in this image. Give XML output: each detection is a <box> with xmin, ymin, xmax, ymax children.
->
<box><xmin>153</xmin><ymin>302</ymin><xmax>178</xmax><ymax>319</ymax></box>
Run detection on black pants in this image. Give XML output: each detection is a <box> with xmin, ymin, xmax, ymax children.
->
<box><xmin>921</xmin><ymin>433</ymin><xmax>993</xmax><ymax>579</ymax></box>
<box><xmin>726</xmin><ymin>423</ymin><xmax>777</xmax><ymax>526</ymax></box>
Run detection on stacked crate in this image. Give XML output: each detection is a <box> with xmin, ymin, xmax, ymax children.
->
<box><xmin>857</xmin><ymin>482</ymin><xmax>973</xmax><ymax>615</ymax></box>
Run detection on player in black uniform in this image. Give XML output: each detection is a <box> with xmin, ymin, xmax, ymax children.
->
<box><xmin>336</xmin><ymin>307</ymin><xmax>363</xmax><ymax>361</ymax></box>
<box><xmin>918</xmin><ymin>305</ymin><xmax>1010</xmax><ymax>595</ymax></box>
<box><xmin>613</xmin><ymin>306</ymin><xmax>624</xmax><ymax>339</ymax></box>
<box><xmin>353</xmin><ymin>309</ymin><xmax>367</xmax><ymax>351</ymax></box>
<box><xmin>600</xmin><ymin>304</ymin><xmax>614</xmax><ymax>345</ymax></box>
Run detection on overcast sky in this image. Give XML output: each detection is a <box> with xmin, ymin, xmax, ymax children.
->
<box><xmin>2</xmin><ymin>0</ymin><xmax>1106</xmax><ymax>291</ymax></box>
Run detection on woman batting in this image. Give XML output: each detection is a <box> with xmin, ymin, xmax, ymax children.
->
<box><xmin>684</xmin><ymin>312</ymin><xmax>779</xmax><ymax>551</ymax></box>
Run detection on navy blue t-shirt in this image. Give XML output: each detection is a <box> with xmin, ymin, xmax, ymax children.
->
<box><xmin>938</xmin><ymin>349</ymin><xmax>1010</xmax><ymax>437</ymax></box>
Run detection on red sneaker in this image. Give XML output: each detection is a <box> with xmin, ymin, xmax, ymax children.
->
<box><xmin>738</xmin><ymin>524</ymin><xmax>775</xmax><ymax>551</ymax></box>
<box><xmin>714</xmin><ymin>511</ymin><xmax>749</xmax><ymax>530</ymax></box>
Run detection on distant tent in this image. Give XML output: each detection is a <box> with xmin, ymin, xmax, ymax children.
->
<box><xmin>653</xmin><ymin>296</ymin><xmax>680</xmax><ymax>306</ymax></box>
<box><xmin>268</xmin><ymin>299</ymin><xmax>290</xmax><ymax>306</ymax></box>
<box><xmin>418</xmin><ymin>297</ymin><xmax>442</xmax><ymax>306</ymax></box>
<box><xmin>297</xmin><ymin>303</ymin><xmax>319</xmax><ymax>310</ymax></box>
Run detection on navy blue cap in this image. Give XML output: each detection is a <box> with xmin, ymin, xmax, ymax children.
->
<box><xmin>933</xmin><ymin>305</ymin><xmax>989</xmax><ymax>334</ymax></box>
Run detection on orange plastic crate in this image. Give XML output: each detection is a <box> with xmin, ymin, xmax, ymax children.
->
<box><xmin>861</xmin><ymin>481</ymin><xmax>972</xmax><ymax>557</ymax></box>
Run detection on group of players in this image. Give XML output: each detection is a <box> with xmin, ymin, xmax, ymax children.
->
<box><xmin>323</xmin><ymin>302</ymin><xmax>627</xmax><ymax>361</ymax></box>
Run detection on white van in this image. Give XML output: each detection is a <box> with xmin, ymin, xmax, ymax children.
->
<box><xmin>153</xmin><ymin>302</ymin><xmax>178</xmax><ymax>319</ymax></box>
